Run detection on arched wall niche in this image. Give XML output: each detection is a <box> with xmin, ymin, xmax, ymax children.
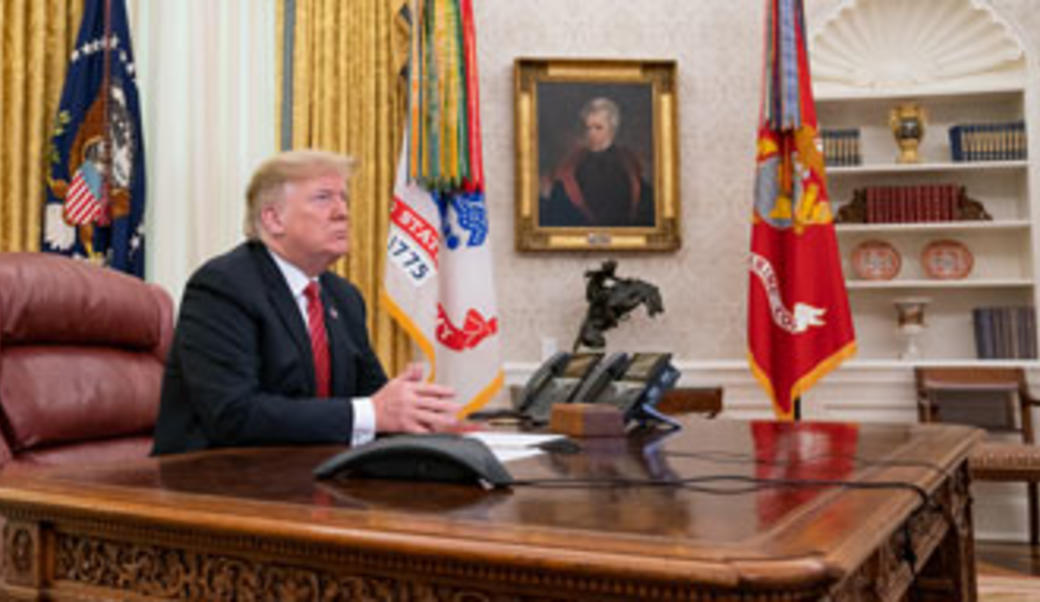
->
<box><xmin>808</xmin><ymin>0</ymin><xmax>1026</xmax><ymax>98</ymax></box>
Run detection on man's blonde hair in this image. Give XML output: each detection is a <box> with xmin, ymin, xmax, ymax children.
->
<box><xmin>244</xmin><ymin>149</ymin><xmax>358</xmax><ymax>239</ymax></box>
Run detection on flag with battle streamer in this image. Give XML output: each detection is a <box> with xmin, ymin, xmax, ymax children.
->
<box><xmin>42</xmin><ymin>0</ymin><xmax>146</xmax><ymax>277</ymax></box>
<box><xmin>748</xmin><ymin>0</ymin><xmax>856</xmax><ymax>419</ymax></box>
<box><xmin>383</xmin><ymin>0</ymin><xmax>503</xmax><ymax>414</ymax></box>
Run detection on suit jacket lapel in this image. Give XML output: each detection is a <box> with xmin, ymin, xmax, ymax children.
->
<box><xmin>249</xmin><ymin>243</ymin><xmax>315</xmax><ymax>390</ymax></box>
<box><xmin>320</xmin><ymin>274</ymin><xmax>358</xmax><ymax>397</ymax></box>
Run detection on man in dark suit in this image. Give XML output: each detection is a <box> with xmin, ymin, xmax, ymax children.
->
<box><xmin>153</xmin><ymin>150</ymin><xmax>459</xmax><ymax>455</ymax></box>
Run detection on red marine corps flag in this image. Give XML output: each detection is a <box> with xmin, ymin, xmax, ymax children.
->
<box><xmin>748</xmin><ymin>0</ymin><xmax>855</xmax><ymax>419</ymax></box>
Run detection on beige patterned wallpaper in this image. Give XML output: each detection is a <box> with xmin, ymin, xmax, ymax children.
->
<box><xmin>472</xmin><ymin>0</ymin><xmax>1040</xmax><ymax>366</ymax></box>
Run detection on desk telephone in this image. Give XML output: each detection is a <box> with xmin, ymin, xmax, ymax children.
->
<box><xmin>513</xmin><ymin>351</ymin><xmax>608</xmax><ymax>423</ymax></box>
<box><xmin>514</xmin><ymin>351</ymin><xmax>679</xmax><ymax>428</ymax></box>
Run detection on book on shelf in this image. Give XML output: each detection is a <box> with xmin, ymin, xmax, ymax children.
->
<box><xmin>949</xmin><ymin>121</ymin><xmax>1027</xmax><ymax>162</ymax></box>
<box><xmin>972</xmin><ymin>306</ymin><xmax>1037</xmax><ymax>359</ymax></box>
<box><xmin>822</xmin><ymin>128</ymin><xmax>861</xmax><ymax>166</ymax></box>
<box><xmin>837</xmin><ymin>184</ymin><xmax>992</xmax><ymax>224</ymax></box>
<box><xmin>863</xmin><ymin>184</ymin><xmax>959</xmax><ymax>223</ymax></box>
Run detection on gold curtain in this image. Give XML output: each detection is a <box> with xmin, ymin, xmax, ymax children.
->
<box><xmin>0</xmin><ymin>0</ymin><xmax>82</xmax><ymax>252</ymax></box>
<box><xmin>277</xmin><ymin>0</ymin><xmax>411</xmax><ymax>373</ymax></box>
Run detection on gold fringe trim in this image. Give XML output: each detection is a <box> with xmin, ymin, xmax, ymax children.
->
<box><xmin>380</xmin><ymin>290</ymin><xmax>436</xmax><ymax>379</ymax></box>
<box><xmin>460</xmin><ymin>370</ymin><xmax>504</xmax><ymax>417</ymax></box>
<box><xmin>749</xmin><ymin>340</ymin><xmax>858</xmax><ymax>421</ymax></box>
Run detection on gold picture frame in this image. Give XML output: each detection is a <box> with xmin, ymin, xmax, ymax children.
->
<box><xmin>514</xmin><ymin>58</ymin><xmax>680</xmax><ymax>252</ymax></box>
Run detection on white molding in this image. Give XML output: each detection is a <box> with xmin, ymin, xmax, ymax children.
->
<box><xmin>828</xmin><ymin>160</ymin><xmax>1028</xmax><ymax>175</ymax></box>
<box><xmin>836</xmin><ymin>220</ymin><xmax>1031</xmax><ymax>233</ymax></box>
<box><xmin>845</xmin><ymin>278</ymin><xmax>1034</xmax><ymax>290</ymax></box>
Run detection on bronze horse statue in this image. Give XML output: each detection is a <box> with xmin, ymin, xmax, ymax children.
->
<box><xmin>574</xmin><ymin>260</ymin><xmax>663</xmax><ymax>351</ymax></box>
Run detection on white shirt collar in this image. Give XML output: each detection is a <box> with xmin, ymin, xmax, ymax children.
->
<box><xmin>266</xmin><ymin>247</ymin><xmax>317</xmax><ymax>298</ymax></box>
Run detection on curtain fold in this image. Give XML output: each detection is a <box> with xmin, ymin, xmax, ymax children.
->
<box><xmin>128</xmin><ymin>0</ymin><xmax>277</xmax><ymax>301</ymax></box>
<box><xmin>0</xmin><ymin>0</ymin><xmax>81</xmax><ymax>252</ymax></box>
<box><xmin>279</xmin><ymin>0</ymin><xmax>411</xmax><ymax>374</ymax></box>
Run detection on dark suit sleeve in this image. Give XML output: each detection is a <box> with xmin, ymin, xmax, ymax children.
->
<box><xmin>171</xmin><ymin>268</ymin><xmax>355</xmax><ymax>447</ymax></box>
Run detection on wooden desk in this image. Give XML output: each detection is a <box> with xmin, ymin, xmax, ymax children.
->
<box><xmin>0</xmin><ymin>418</ymin><xmax>980</xmax><ymax>601</ymax></box>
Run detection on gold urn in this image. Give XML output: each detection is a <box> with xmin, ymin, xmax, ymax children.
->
<box><xmin>889</xmin><ymin>102</ymin><xmax>927</xmax><ymax>163</ymax></box>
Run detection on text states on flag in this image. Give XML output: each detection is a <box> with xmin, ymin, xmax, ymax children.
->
<box><xmin>388</xmin><ymin>195</ymin><xmax>438</xmax><ymax>287</ymax></box>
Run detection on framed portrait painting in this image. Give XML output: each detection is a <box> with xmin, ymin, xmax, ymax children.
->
<box><xmin>514</xmin><ymin>58</ymin><xmax>680</xmax><ymax>252</ymax></box>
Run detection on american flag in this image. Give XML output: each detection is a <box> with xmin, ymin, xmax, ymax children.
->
<box><xmin>63</xmin><ymin>164</ymin><xmax>104</xmax><ymax>225</ymax></box>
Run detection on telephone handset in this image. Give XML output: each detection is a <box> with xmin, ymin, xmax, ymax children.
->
<box><xmin>515</xmin><ymin>351</ymin><xmax>605</xmax><ymax>424</ymax></box>
<box><xmin>568</xmin><ymin>352</ymin><xmax>631</xmax><ymax>405</ymax></box>
<box><xmin>514</xmin><ymin>351</ymin><xmax>571</xmax><ymax>413</ymax></box>
<box><xmin>579</xmin><ymin>352</ymin><xmax>681</xmax><ymax>428</ymax></box>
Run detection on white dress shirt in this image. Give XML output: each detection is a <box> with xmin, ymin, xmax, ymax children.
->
<box><xmin>267</xmin><ymin>249</ymin><xmax>375</xmax><ymax>446</ymax></box>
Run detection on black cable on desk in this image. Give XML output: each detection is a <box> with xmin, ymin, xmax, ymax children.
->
<box><xmin>661</xmin><ymin>449</ymin><xmax>948</xmax><ymax>476</ymax></box>
<box><xmin>510</xmin><ymin>474</ymin><xmax>933</xmax><ymax>509</ymax></box>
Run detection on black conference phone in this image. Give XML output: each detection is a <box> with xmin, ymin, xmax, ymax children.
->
<box><xmin>313</xmin><ymin>433</ymin><xmax>513</xmax><ymax>488</ymax></box>
<box><xmin>513</xmin><ymin>351</ymin><xmax>679</xmax><ymax>428</ymax></box>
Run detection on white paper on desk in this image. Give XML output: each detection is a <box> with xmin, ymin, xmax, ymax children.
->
<box><xmin>465</xmin><ymin>432</ymin><xmax>564</xmax><ymax>464</ymax></box>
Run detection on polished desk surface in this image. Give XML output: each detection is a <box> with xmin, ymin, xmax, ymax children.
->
<box><xmin>0</xmin><ymin>418</ymin><xmax>980</xmax><ymax>599</ymax></box>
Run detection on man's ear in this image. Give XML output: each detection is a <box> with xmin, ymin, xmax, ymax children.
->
<box><xmin>259</xmin><ymin>203</ymin><xmax>285</xmax><ymax>236</ymax></box>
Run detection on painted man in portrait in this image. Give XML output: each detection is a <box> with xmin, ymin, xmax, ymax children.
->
<box><xmin>539</xmin><ymin>97</ymin><xmax>654</xmax><ymax>228</ymax></box>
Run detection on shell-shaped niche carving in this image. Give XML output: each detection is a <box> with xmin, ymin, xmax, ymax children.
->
<box><xmin>810</xmin><ymin>0</ymin><xmax>1024</xmax><ymax>94</ymax></box>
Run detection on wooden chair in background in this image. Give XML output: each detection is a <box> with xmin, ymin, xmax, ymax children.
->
<box><xmin>915</xmin><ymin>367</ymin><xmax>1040</xmax><ymax>545</ymax></box>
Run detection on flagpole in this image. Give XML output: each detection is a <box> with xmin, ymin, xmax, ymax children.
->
<box><xmin>793</xmin><ymin>396</ymin><xmax>801</xmax><ymax>421</ymax></box>
<box><xmin>100</xmin><ymin>0</ymin><xmax>113</xmax><ymax>224</ymax></box>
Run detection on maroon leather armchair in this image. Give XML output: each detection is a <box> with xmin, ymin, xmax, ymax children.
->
<box><xmin>0</xmin><ymin>253</ymin><xmax>172</xmax><ymax>468</ymax></box>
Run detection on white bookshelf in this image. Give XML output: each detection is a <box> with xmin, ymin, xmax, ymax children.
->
<box><xmin>819</xmin><ymin>87</ymin><xmax>1036</xmax><ymax>362</ymax></box>
<box><xmin>810</xmin><ymin>1</ymin><xmax>1036</xmax><ymax>364</ymax></box>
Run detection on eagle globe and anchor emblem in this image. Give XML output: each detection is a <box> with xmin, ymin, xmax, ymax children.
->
<box><xmin>45</xmin><ymin>81</ymin><xmax>137</xmax><ymax>264</ymax></box>
<box><xmin>750</xmin><ymin>126</ymin><xmax>834</xmax><ymax>335</ymax></box>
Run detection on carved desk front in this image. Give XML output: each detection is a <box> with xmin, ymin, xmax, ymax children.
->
<box><xmin>0</xmin><ymin>418</ymin><xmax>980</xmax><ymax>601</ymax></box>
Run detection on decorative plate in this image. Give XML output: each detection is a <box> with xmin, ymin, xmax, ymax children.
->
<box><xmin>851</xmin><ymin>239</ymin><xmax>901</xmax><ymax>280</ymax></box>
<box><xmin>921</xmin><ymin>239</ymin><xmax>973</xmax><ymax>280</ymax></box>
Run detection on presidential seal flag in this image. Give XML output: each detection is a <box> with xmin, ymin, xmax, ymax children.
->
<box><xmin>43</xmin><ymin>0</ymin><xmax>146</xmax><ymax>277</ymax></box>
<box><xmin>383</xmin><ymin>0</ymin><xmax>503</xmax><ymax>414</ymax></box>
<box><xmin>748</xmin><ymin>0</ymin><xmax>855</xmax><ymax>419</ymax></box>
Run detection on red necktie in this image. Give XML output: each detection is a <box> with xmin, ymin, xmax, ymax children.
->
<box><xmin>303</xmin><ymin>282</ymin><xmax>331</xmax><ymax>397</ymax></box>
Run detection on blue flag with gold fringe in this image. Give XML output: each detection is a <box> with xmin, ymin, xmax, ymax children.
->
<box><xmin>42</xmin><ymin>0</ymin><xmax>145</xmax><ymax>277</ymax></box>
